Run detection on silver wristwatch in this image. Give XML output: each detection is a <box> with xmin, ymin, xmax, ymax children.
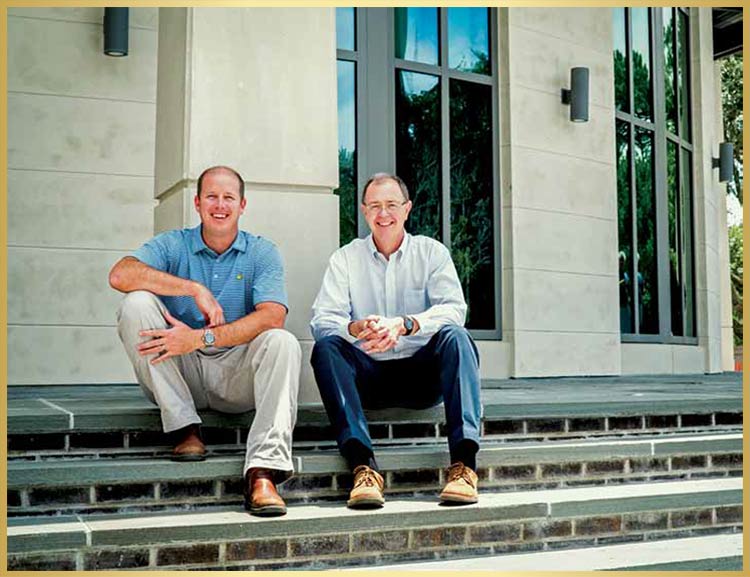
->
<box><xmin>202</xmin><ymin>329</ymin><xmax>216</xmax><ymax>347</ymax></box>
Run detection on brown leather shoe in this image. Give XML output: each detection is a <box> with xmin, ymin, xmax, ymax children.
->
<box><xmin>347</xmin><ymin>465</ymin><xmax>385</xmax><ymax>509</ymax></box>
<box><xmin>244</xmin><ymin>468</ymin><xmax>287</xmax><ymax>516</ymax></box>
<box><xmin>440</xmin><ymin>462</ymin><xmax>479</xmax><ymax>504</ymax></box>
<box><xmin>170</xmin><ymin>425</ymin><xmax>206</xmax><ymax>462</ymax></box>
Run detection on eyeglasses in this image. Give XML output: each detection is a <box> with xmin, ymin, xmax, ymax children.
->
<box><xmin>363</xmin><ymin>200</ymin><xmax>408</xmax><ymax>214</ymax></box>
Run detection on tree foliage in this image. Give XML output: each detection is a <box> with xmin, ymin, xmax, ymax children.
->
<box><xmin>721</xmin><ymin>53</ymin><xmax>743</xmax><ymax>203</ymax></box>
<box><xmin>728</xmin><ymin>224</ymin><xmax>743</xmax><ymax>346</ymax></box>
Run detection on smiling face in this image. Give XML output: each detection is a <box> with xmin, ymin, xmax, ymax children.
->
<box><xmin>361</xmin><ymin>178</ymin><xmax>412</xmax><ymax>245</ymax></box>
<box><xmin>194</xmin><ymin>168</ymin><xmax>246</xmax><ymax>238</ymax></box>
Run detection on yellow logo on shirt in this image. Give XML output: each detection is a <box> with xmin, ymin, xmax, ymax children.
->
<box><xmin>236</xmin><ymin>274</ymin><xmax>243</xmax><ymax>280</ymax></box>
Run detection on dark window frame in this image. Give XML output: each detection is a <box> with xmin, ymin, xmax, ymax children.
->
<box><xmin>615</xmin><ymin>7</ymin><xmax>697</xmax><ymax>345</ymax></box>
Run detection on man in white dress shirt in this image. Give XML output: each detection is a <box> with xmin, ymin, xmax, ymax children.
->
<box><xmin>310</xmin><ymin>173</ymin><xmax>482</xmax><ymax>509</ymax></box>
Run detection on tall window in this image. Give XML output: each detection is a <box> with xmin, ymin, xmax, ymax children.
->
<box><xmin>614</xmin><ymin>7</ymin><xmax>695</xmax><ymax>342</ymax></box>
<box><xmin>336</xmin><ymin>8</ymin><xmax>500</xmax><ymax>336</ymax></box>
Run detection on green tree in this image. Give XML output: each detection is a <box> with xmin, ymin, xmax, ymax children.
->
<box><xmin>728</xmin><ymin>224</ymin><xmax>743</xmax><ymax>346</ymax></box>
<box><xmin>335</xmin><ymin>148</ymin><xmax>358</xmax><ymax>246</ymax></box>
<box><xmin>720</xmin><ymin>54</ymin><xmax>743</xmax><ymax>203</ymax></box>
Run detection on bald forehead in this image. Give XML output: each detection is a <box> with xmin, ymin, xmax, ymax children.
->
<box><xmin>200</xmin><ymin>167</ymin><xmax>242</xmax><ymax>194</ymax></box>
<box><xmin>363</xmin><ymin>178</ymin><xmax>403</xmax><ymax>203</ymax></box>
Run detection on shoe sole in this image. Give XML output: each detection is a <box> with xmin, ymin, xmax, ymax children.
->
<box><xmin>170</xmin><ymin>453</ymin><xmax>206</xmax><ymax>462</ymax></box>
<box><xmin>439</xmin><ymin>493</ymin><xmax>478</xmax><ymax>504</ymax></box>
<box><xmin>347</xmin><ymin>498</ymin><xmax>385</xmax><ymax>509</ymax></box>
<box><xmin>249</xmin><ymin>505</ymin><xmax>287</xmax><ymax>517</ymax></box>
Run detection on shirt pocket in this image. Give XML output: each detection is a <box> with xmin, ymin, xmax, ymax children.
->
<box><xmin>404</xmin><ymin>288</ymin><xmax>427</xmax><ymax>315</ymax></box>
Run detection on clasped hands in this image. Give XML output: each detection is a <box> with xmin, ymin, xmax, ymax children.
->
<box><xmin>137</xmin><ymin>285</ymin><xmax>224</xmax><ymax>365</ymax></box>
<box><xmin>351</xmin><ymin>315</ymin><xmax>408</xmax><ymax>354</ymax></box>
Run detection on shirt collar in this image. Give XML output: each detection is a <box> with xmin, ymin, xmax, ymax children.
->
<box><xmin>367</xmin><ymin>232</ymin><xmax>410</xmax><ymax>260</ymax></box>
<box><xmin>189</xmin><ymin>225</ymin><xmax>247</xmax><ymax>255</ymax></box>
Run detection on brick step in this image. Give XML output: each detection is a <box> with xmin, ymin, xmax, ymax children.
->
<box><xmin>7</xmin><ymin>478</ymin><xmax>743</xmax><ymax>570</ymax></box>
<box><xmin>7</xmin><ymin>432</ymin><xmax>742</xmax><ymax>517</ymax></box>
<box><xmin>8</xmin><ymin>380</ymin><xmax>743</xmax><ymax>459</ymax></box>
<box><xmin>355</xmin><ymin>533</ymin><xmax>743</xmax><ymax>571</ymax></box>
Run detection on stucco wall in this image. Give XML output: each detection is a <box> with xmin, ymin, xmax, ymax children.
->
<box><xmin>7</xmin><ymin>8</ymin><xmax>158</xmax><ymax>384</ymax></box>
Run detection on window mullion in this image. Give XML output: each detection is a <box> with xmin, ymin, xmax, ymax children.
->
<box><xmin>652</xmin><ymin>7</ymin><xmax>671</xmax><ymax>339</ymax></box>
<box><xmin>439</xmin><ymin>8</ymin><xmax>451</xmax><ymax>249</ymax></box>
<box><xmin>626</xmin><ymin>8</ymin><xmax>640</xmax><ymax>334</ymax></box>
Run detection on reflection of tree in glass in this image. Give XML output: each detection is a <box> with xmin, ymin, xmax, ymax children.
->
<box><xmin>633</xmin><ymin>50</ymin><xmax>652</xmax><ymax>121</ymax></box>
<box><xmin>335</xmin><ymin>148</ymin><xmax>358</xmax><ymax>246</ymax></box>
<box><xmin>614</xmin><ymin>49</ymin><xmax>628</xmax><ymax>111</ymax></box>
<box><xmin>663</xmin><ymin>14</ymin><xmax>676</xmax><ymax>133</ymax></box>
<box><xmin>396</xmin><ymin>73</ymin><xmax>441</xmax><ymax>240</ymax></box>
<box><xmin>450</xmin><ymin>76</ymin><xmax>494</xmax><ymax>329</ymax></box>
<box><xmin>615</xmin><ymin>121</ymin><xmax>633</xmax><ymax>332</ymax></box>
<box><xmin>634</xmin><ymin>130</ymin><xmax>658</xmax><ymax>333</ymax></box>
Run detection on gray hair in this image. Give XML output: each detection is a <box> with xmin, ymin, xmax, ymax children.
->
<box><xmin>361</xmin><ymin>172</ymin><xmax>410</xmax><ymax>203</ymax></box>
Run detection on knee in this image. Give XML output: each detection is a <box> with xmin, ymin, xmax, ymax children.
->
<box><xmin>117</xmin><ymin>290</ymin><xmax>162</xmax><ymax>323</ymax></box>
<box><xmin>263</xmin><ymin>328</ymin><xmax>302</xmax><ymax>359</ymax></box>
<box><xmin>437</xmin><ymin>325</ymin><xmax>471</xmax><ymax>344</ymax></box>
<box><xmin>311</xmin><ymin>335</ymin><xmax>348</xmax><ymax>364</ymax></box>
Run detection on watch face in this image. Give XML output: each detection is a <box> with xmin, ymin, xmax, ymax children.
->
<box><xmin>203</xmin><ymin>330</ymin><xmax>215</xmax><ymax>346</ymax></box>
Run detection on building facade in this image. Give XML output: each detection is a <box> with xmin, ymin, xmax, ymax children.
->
<box><xmin>7</xmin><ymin>7</ymin><xmax>736</xmax><ymax>404</ymax></box>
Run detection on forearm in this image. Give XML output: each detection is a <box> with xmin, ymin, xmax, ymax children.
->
<box><xmin>211</xmin><ymin>307</ymin><xmax>285</xmax><ymax>348</ymax></box>
<box><xmin>411</xmin><ymin>303</ymin><xmax>465</xmax><ymax>336</ymax></box>
<box><xmin>109</xmin><ymin>257</ymin><xmax>201</xmax><ymax>297</ymax></box>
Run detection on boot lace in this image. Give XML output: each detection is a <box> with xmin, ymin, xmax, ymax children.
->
<box><xmin>446</xmin><ymin>462</ymin><xmax>475</xmax><ymax>486</ymax></box>
<box><xmin>353</xmin><ymin>466</ymin><xmax>380</xmax><ymax>489</ymax></box>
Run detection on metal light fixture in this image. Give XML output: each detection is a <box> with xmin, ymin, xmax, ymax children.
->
<box><xmin>561</xmin><ymin>67</ymin><xmax>589</xmax><ymax>122</ymax></box>
<box><xmin>712</xmin><ymin>142</ymin><xmax>734</xmax><ymax>182</ymax></box>
<box><xmin>104</xmin><ymin>8</ymin><xmax>129</xmax><ymax>57</ymax></box>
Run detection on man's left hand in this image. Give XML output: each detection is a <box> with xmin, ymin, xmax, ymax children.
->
<box><xmin>360</xmin><ymin>316</ymin><xmax>406</xmax><ymax>354</ymax></box>
<box><xmin>138</xmin><ymin>309</ymin><xmax>201</xmax><ymax>365</ymax></box>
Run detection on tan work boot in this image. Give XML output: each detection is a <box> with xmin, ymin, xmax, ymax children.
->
<box><xmin>170</xmin><ymin>424</ymin><xmax>206</xmax><ymax>462</ymax></box>
<box><xmin>439</xmin><ymin>462</ymin><xmax>479</xmax><ymax>504</ymax></box>
<box><xmin>347</xmin><ymin>465</ymin><xmax>385</xmax><ymax>509</ymax></box>
<box><xmin>244</xmin><ymin>468</ymin><xmax>287</xmax><ymax>517</ymax></box>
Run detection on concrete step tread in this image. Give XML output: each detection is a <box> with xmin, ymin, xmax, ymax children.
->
<box><xmin>9</xmin><ymin>374</ymin><xmax>742</xmax><ymax>434</ymax></box>
<box><xmin>8</xmin><ymin>477</ymin><xmax>742</xmax><ymax>553</ymax></box>
<box><xmin>7</xmin><ymin>431</ymin><xmax>742</xmax><ymax>488</ymax></box>
<box><xmin>355</xmin><ymin>533</ymin><xmax>744</xmax><ymax>571</ymax></box>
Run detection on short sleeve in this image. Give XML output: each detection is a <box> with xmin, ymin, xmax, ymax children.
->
<box><xmin>252</xmin><ymin>241</ymin><xmax>289</xmax><ymax>311</ymax></box>
<box><xmin>131</xmin><ymin>231</ymin><xmax>178</xmax><ymax>272</ymax></box>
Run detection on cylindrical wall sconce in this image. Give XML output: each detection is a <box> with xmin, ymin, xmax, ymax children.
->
<box><xmin>104</xmin><ymin>8</ymin><xmax>129</xmax><ymax>57</ymax></box>
<box><xmin>561</xmin><ymin>67</ymin><xmax>589</xmax><ymax>123</ymax></box>
<box><xmin>713</xmin><ymin>142</ymin><xmax>734</xmax><ymax>183</ymax></box>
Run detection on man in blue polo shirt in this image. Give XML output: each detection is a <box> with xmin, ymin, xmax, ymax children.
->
<box><xmin>109</xmin><ymin>165</ymin><xmax>301</xmax><ymax>517</ymax></box>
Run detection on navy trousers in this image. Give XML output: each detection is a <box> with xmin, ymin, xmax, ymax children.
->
<box><xmin>311</xmin><ymin>325</ymin><xmax>482</xmax><ymax>455</ymax></box>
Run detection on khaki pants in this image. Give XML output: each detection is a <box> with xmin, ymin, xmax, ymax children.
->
<box><xmin>117</xmin><ymin>291</ymin><xmax>301</xmax><ymax>478</ymax></box>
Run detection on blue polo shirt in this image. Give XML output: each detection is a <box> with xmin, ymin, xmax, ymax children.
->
<box><xmin>132</xmin><ymin>225</ymin><xmax>288</xmax><ymax>329</ymax></box>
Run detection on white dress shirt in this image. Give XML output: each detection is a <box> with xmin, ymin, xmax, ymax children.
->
<box><xmin>310</xmin><ymin>233</ymin><xmax>467</xmax><ymax>360</ymax></box>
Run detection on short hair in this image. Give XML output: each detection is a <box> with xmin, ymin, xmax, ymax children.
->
<box><xmin>197</xmin><ymin>165</ymin><xmax>245</xmax><ymax>200</ymax></box>
<box><xmin>361</xmin><ymin>172</ymin><xmax>410</xmax><ymax>204</ymax></box>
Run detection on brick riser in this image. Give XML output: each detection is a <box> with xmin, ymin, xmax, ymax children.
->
<box><xmin>7</xmin><ymin>411</ymin><xmax>742</xmax><ymax>457</ymax></box>
<box><xmin>8</xmin><ymin>505</ymin><xmax>742</xmax><ymax>571</ymax></box>
<box><xmin>8</xmin><ymin>452</ymin><xmax>743</xmax><ymax>517</ymax></box>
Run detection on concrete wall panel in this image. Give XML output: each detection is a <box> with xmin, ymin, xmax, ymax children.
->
<box><xmin>621</xmin><ymin>343</ymin><xmax>673</xmax><ymax>374</ymax></box>
<box><xmin>8</xmin><ymin>170</ymin><xmax>154</xmax><ymax>250</ymax></box>
<box><xmin>8</xmin><ymin>93</ymin><xmax>156</xmax><ymax>176</ymax></box>
<box><xmin>186</xmin><ymin>8</ymin><xmax>338</xmax><ymax>188</ymax></box>
<box><xmin>672</xmin><ymin>345</ymin><xmax>705</xmax><ymax>374</ymax></box>
<box><xmin>8</xmin><ymin>7</ymin><xmax>158</xmax><ymax>28</ymax></box>
<box><xmin>510</xmin><ymin>25</ymin><xmax>613</xmax><ymax>109</ymax></box>
<box><xmin>515</xmin><ymin>331</ymin><xmax>619</xmax><ymax>376</ymax></box>
<box><xmin>513</xmin><ymin>208</ymin><xmax>616</xmax><ymax>276</ymax></box>
<box><xmin>508</xmin><ymin>146</ymin><xmax>616</xmax><ymax>219</ymax></box>
<box><xmin>475</xmin><ymin>341</ymin><xmax>512</xmax><ymax>379</ymax></box>
<box><xmin>509</xmin><ymin>8</ymin><xmax>612</xmax><ymax>55</ymax></box>
<box><xmin>511</xmin><ymin>85</ymin><xmax>614</xmax><ymax>165</ymax></box>
<box><xmin>514</xmin><ymin>269</ymin><xmax>618</xmax><ymax>333</ymax></box>
<box><xmin>8</xmin><ymin>326</ymin><xmax>133</xmax><ymax>385</ymax></box>
<box><xmin>9</xmin><ymin>16</ymin><xmax>157</xmax><ymax>101</ymax></box>
<box><xmin>8</xmin><ymin>248</ymin><xmax>127</xmax><ymax>326</ymax></box>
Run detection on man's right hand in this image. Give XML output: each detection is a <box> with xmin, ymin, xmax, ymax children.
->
<box><xmin>193</xmin><ymin>285</ymin><xmax>225</xmax><ymax>327</ymax></box>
